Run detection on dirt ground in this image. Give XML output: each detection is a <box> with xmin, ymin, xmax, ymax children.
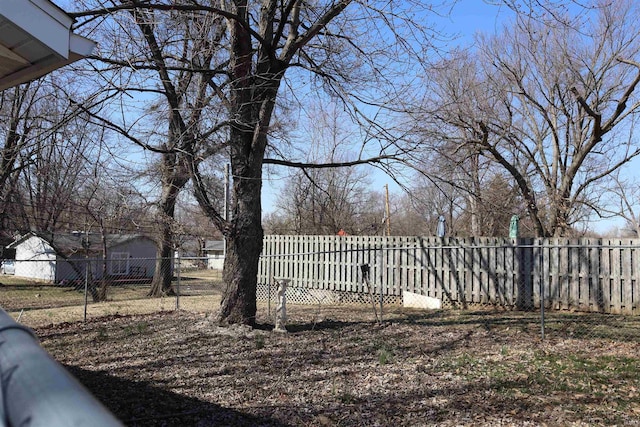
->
<box><xmin>34</xmin><ymin>304</ymin><xmax>640</xmax><ymax>427</ymax></box>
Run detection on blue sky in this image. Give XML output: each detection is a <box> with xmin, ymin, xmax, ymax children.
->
<box><xmin>261</xmin><ymin>2</ymin><xmax>511</xmax><ymax>215</ymax></box>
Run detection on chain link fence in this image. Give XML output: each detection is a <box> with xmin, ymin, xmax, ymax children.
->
<box><xmin>0</xmin><ymin>256</ymin><xmax>222</xmax><ymax>326</ymax></box>
<box><xmin>2</xmin><ymin>237</ymin><xmax>640</xmax><ymax>342</ymax></box>
<box><xmin>256</xmin><ymin>235</ymin><xmax>640</xmax><ymax>341</ymax></box>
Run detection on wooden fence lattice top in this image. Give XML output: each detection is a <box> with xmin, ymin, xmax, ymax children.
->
<box><xmin>257</xmin><ymin>235</ymin><xmax>640</xmax><ymax>315</ymax></box>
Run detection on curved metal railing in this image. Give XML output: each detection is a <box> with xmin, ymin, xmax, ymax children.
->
<box><xmin>0</xmin><ymin>309</ymin><xmax>122</xmax><ymax>427</ymax></box>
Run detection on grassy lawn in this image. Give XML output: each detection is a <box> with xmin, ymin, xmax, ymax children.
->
<box><xmin>1</xmin><ymin>270</ymin><xmax>223</xmax><ymax>326</ymax></box>
<box><xmin>0</xmin><ymin>276</ymin><xmax>86</xmax><ymax>311</ymax></box>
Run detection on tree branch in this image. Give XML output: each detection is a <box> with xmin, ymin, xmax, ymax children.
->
<box><xmin>263</xmin><ymin>155</ymin><xmax>393</xmax><ymax>168</ymax></box>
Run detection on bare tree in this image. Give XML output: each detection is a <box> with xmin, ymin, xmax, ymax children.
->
<box><xmin>186</xmin><ymin>0</ymin><xmax>442</xmax><ymax>325</ymax></box>
<box><xmin>268</xmin><ymin>166</ymin><xmax>382</xmax><ymax>235</ymax></box>
<box><xmin>70</xmin><ymin>1</ymin><xmax>445</xmax><ymax>325</ymax></box>
<box><xmin>266</xmin><ymin>101</ymin><xmax>385</xmax><ymax>235</ymax></box>
<box><xmin>69</xmin><ymin>2</ymin><xmax>229</xmax><ymax>296</ymax></box>
<box><xmin>420</xmin><ymin>1</ymin><xmax>640</xmax><ymax>237</ymax></box>
<box><xmin>76</xmin><ymin>161</ymin><xmax>152</xmax><ymax>301</ymax></box>
<box><xmin>595</xmin><ymin>171</ymin><xmax>640</xmax><ymax>237</ymax></box>
<box><xmin>0</xmin><ymin>83</ymin><xmax>38</xmax><ymax>243</ymax></box>
<box><xmin>386</xmin><ymin>193</ymin><xmax>432</xmax><ymax>236</ymax></box>
<box><xmin>175</xmin><ymin>178</ymin><xmax>225</xmax><ymax>257</ymax></box>
<box><xmin>17</xmin><ymin>115</ymin><xmax>95</xmax><ymax>233</ymax></box>
<box><xmin>0</xmin><ymin>74</ymin><xmax>101</xmax><ymax>238</ymax></box>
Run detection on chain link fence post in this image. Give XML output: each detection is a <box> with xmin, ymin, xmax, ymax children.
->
<box><xmin>377</xmin><ymin>246</ymin><xmax>384</xmax><ymax>323</ymax></box>
<box><xmin>539</xmin><ymin>239</ymin><xmax>546</xmax><ymax>340</ymax></box>
<box><xmin>175</xmin><ymin>251</ymin><xmax>181</xmax><ymax>311</ymax></box>
<box><xmin>83</xmin><ymin>260</ymin><xmax>89</xmax><ymax>322</ymax></box>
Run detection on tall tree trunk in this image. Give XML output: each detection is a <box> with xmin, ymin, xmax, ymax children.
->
<box><xmin>96</xmin><ymin>226</ymin><xmax>109</xmax><ymax>302</ymax></box>
<box><xmin>148</xmin><ymin>229</ymin><xmax>175</xmax><ymax>296</ymax></box>
<box><xmin>469</xmin><ymin>151</ymin><xmax>482</xmax><ymax>236</ymax></box>
<box><xmin>216</xmin><ymin>98</ymin><xmax>270</xmax><ymax>324</ymax></box>
<box><xmin>148</xmin><ymin>173</ymin><xmax>187</xmax><ymax>297</ymax></box>
<box><xmin>218</xmin><ymin>175</ymin><xmax>263</xmax><ymax>325</ymax></box>
<box><xmin>211</xmin><ymin>0</ymin><xmax>279</xmax><ymax>325</ymax></box>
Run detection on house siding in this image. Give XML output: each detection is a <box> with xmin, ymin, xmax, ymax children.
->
<box><xmin>108</xmin><ymin>238</ymin><xmax>157</xmax><ymax>278</ymax></box>
<box><xmin>207</xmin><ymin>253</ymin><xmax>224</xmax><ymax>270</ymax></box>
<box><xmin>55</xmin><ymin>255</ymin><xmax>97</xmax><ymax>283</ymax></box>
<box><xmin>204</xmin><ymin>240</ymin><xmax>225</xmax><ymax>270</ymax></box>
<box><xmin>11</xmin><ymin>234</ymin><xmax>158</xmax><ymax>283</ymax></box>
<box><xmin>14</xmin><ymin>235</ymin><xmax>56</xmax><ymax>281</ymax></box>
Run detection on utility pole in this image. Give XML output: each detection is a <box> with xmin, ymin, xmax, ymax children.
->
<box><xmin>224</xmin><ymin>163</ymin><xmax>231</xmax><ymax>221</ymax></box>
<box><xmin>223</xmin><ymin>163</ymin><xmax>230</xmax><ymax>258</ymax></box>
<box><xmin>384</xmin><ymin>184</ymin><xmax>391</xmax><ymax>236</ymax></box>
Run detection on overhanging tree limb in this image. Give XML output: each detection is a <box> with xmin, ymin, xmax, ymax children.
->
<box><xmin>263</xmin><ymin>155</ymin><xmax>393</xmax><ymax>168</ymax></box>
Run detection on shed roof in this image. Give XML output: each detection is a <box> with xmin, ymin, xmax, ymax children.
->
<box><xmin>204</xmin><ymin>240</ymin><xmax>225</xmax><ymax>252</ymax></box>
<box><xmin>0</xmin><ymin>0</ymin><xmax>96</xmax><ymax>91</ymax></box>
<box><xmin>9</xmin><ymin>232</ymin><xmax>155</xmax><ymax>256</ymax></box>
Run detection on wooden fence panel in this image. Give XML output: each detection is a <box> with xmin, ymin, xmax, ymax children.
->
<box><xmin>519</xmin><ymin>238</ymin><xmax>534</xmax><ymax>309</ymax></box>
<box><xmin>569</xmin><ymin>240</ymin><xmax>581</xmax><ymax>309</ymax></box>
<box><xmin>590</xmin><ymin>241</ymin><xmax>602</xmax><ymax>312</ymax></box>
<box><xmin>431</xmin><ymin>239</ymin><xmax>442</xmax><ymax>301</ymax></box>
<box><xmin>257</xmin><ymin>235</ymin><xmax>640</xmax><ymax>315</ymax></box>
<box><xmin>621</xmin><ymin>240</ymin><xmax>633</xmax><ymax>313</ymax></box>
<box><xmin>426</xmin><ymin>239</ymin><xmax>435</xmax><ymax>299</ymax></box>
<box><xmin>547</xmin><ymin>240</ymin><xmax>555</xmax><ymax>309</ymax></box>
<box><xmin>472</xmin><ymin>239</ymin><xmax>482</xmax><ymax>304</ymax></box>
<box><xmin>589</xmin><ymin>241</ymin><xmax>600</xmax><ymax>312</ymax></box>
<box><xmin>452</xmin><ymin>240</ymin><xmax>463</xmax><ymax>303</ymax></box>
<box><xmin>632</xmin><ymin>244</ymin><xmax>640</xmax><ymax>315</ymax></box>
<box><xmin>601</xmin><ymin>241</ymin><xmax>612</xmax><ymax>312</ymax></box>
<box><xmin>485</xmin><ymin>238</ymin><xmax>494</xmax><ymax>304</ymax></box>
<box><xmin>611</xmin><ymin>240</ymin><xmax>622</xmax><ymax>313</ymax></box>
<box><xmin>558</xmin><ymin>239</ymin><xmax>569</xmax><ymax>310</ymax></box>
<box><xmin>490</xmin><ymin>240</ymin><xmax>500</xmax><ymax>303</ymax></box>
<box><xmin>505</xmin><ymin>241</ymin><xmax>515</xmax><ymax>305</ymax></box>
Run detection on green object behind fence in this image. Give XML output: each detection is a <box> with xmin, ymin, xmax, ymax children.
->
<box><xmin>509</xmin><ymin>215</ymin><xmax>519</xmax><ymax>238</ymax></box>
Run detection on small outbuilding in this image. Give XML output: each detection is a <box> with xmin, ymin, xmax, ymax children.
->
<box><xmin>203</xmin><ymin>240</ymin><xmax>225</xmax><ymax>270</ymax></box>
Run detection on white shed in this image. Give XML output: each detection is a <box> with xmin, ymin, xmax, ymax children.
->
<box><xmin>11</xmin><ymin>233</ymin><xmax>56</xmax><ymax>281</ymax></box>
<box><xmin>204</xmin><ymin>240</ymin><xmax>225</xmax><ymax>270</ymax></box>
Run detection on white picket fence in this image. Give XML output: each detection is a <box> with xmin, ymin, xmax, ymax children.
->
<box><xmin>257</xmin><ymin>235</ymin><xmax>640</xmax><ymax>314</ymax></box>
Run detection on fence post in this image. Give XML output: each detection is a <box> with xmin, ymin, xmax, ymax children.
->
<box><xmin>175</xmin><ymin>251</ymin><xmax>181</xmax><ymax>311</ymax></box>
<box><xmin>539</xmin><ymin>239</ymin><xmax>545</xmax><ymax>340</ymax></box>
<box><xmin>377</xmin><ymin>246</ymin><xmax>384</xmax><ymax>323</ymax></box>
<box><xmin>83</xmin><ymin>261</ymin><xmax>89</xmax><ymax>322</ymax></box>
<box><xmin>267</xmin><ymin>258</ymin><xmax>273</xmax><ymax>319</ymax></box>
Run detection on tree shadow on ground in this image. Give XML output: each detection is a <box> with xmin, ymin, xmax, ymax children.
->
<box><xmin>262</xmin><ymin>308</ymin><xmax>492</xmax><ymax>334</ymax></box>
<box><xmin>393</xmin><ymin>308</ymin><xmax>640</xmax><ymax>342</ymax></box>
<box><xmin>65</xmin><ymin>365</ymin><xmax>290</xmax><ymax>427</ymax></box>
<box><xmin>266</xmin><ymin>318</ymin><xmax>364</xmax><ymax>333</ymax></box>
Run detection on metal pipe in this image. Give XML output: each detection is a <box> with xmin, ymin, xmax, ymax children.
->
<box><xmin>176</xmin><ymin>251</ymin><xmax>181</xmax><ymax>311</ymax></box>
<box><xmin>0</xmin><ymin>309</ymin><xmax>122</xmax><ymax>427</ymax></box>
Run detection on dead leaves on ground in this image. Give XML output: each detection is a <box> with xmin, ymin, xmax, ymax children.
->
<box><xmin>36</xmin><ymin>307</ymin><xmax>640</xmax><ymax>426</ymax></box>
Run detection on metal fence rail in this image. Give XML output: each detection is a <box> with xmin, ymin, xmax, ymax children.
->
<box><xmin>0</xmin><ymin>308</ymin><xmax>122</xmax><ymax>427</ymax></box>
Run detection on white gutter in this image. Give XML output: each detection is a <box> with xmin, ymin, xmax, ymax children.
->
<box><xmin>0</xmin><ymin>0</ymin><xmax>96</xmax><ymax>91</ymax></box>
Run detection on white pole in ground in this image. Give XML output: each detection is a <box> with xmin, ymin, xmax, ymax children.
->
<box><xmin>274</xmin><ymin>278</ymin><xmax>289</xmax><ymax>332</ymax></box>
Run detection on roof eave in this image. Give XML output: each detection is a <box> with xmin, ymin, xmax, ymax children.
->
<box><xmin>0</xmin><ymin>0</ymin><xmax>96</xmax><ymax>91</ymax></box>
